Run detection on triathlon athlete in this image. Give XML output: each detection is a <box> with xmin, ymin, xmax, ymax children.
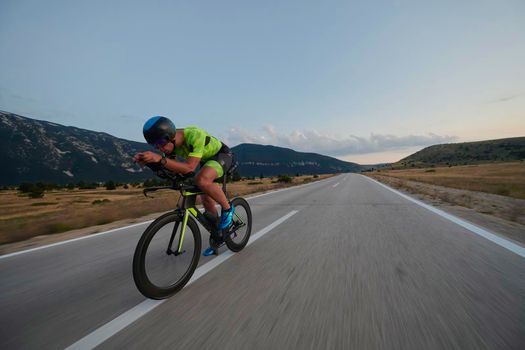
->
<box><xmin>133</xmin><ymin>116</ymin><xmax>234</xmax><ymax>256</ymax></box>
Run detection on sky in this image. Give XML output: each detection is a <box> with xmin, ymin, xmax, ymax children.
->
<box><xmin>0</xmin><ymin>0</ymin><xmax>524</xmax><ymax>164</ymax></box>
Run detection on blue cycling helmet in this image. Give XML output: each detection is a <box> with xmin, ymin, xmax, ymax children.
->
<box><xmin>143</xmin><ymin>116</ymin><xmax>176</xmax><ymax>145</ymax></box>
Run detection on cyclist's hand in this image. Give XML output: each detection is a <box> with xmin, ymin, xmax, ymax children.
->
<box><xmin>133</xmin><ymin>152</ymin><xmax>161</xmax><ymax>164</ymax></box>
<box><xmin>133</xmin><ymin>153</ymin><xmax>144</xmax><ymax>165</ymax></box>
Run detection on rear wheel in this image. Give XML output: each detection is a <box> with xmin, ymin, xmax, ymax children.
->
<box><xmin>224</xmin><ymin>197</ymin><xmax>252</xmax><ymax>252</ymax></box>
<box><xmin>133</xmin><ymin>212</ymin><xmax>201</xmax><ymax>299</ymax></box>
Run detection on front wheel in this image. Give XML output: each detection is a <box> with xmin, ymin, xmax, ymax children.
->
<box><xmin>133</xmin><ymin>211</ymin><xmax>201</xmax><ymax>299</ymax></box>
<box><xmin>224</xmin><ymin>197</ymin><xmax>252</xmax><ymax>252</ymax></box>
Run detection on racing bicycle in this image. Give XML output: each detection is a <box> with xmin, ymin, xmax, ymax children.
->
<box><xmin>132</xmin><ymin>162</ymin><xmax>252</xmax><ymax>299</ymax></box>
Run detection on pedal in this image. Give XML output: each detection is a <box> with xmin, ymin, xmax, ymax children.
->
<box><xmin>209</xmin><ymin>236</ymin><xmax>225</xmax><ymax>249</ymax></box>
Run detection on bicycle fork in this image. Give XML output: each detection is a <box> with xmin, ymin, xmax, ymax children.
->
<box><xmin>166</xmin><ymin>208</ymin><xmax>197</xmax><ymax>256</ymax></box>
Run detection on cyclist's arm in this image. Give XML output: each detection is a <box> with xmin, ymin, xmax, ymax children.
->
<box><xmin>164</xmin><ymin>128</ymin><xmax>206</xmax><ymax>174</ymax></box>
<box><xmin>163</xmin><ymin>156</ymin><xmax>200</xmax><ymax>174</ymax></box>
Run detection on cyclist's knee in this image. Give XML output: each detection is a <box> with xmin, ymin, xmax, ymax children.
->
<box><xmin>195</xmin><ymin>175</ymin><xmax>211</xmax><ymax>188</ymax></box>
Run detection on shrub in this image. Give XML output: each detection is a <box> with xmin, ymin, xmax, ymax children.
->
<box><xmin>277</xmin><ymin>175</ymin><xmax>292</xmax><ymax>183</ymax></box>
<box><xmin>18</xmin><ymin>182</ymin><xmax>36</xmax><ymax>193</ymax></box>
<box><xmin>28</xmin><ymin>190</ymin><xmax>45</xmax><ymax>198</ymax></box>
<box><xmin>47</xmin><ymin>223</ymin><xmax>74</xmax><ymax>234</ymax></box>
<box><xmin>92</xmin><ymin>199</ymin><xmax>111</xmax><ymax>205</ymax></box>
<box><xmin>105</xmin><ymin>181</ymin><xmax>117</xmax><ymax>190</ymax></box>
<box><xmin>77</xmin><ymin>181</ymin><xmax>97</xmax><ymax>189</ymax></box>
<box><xmin>30</xmin><ymin>202</ymin><xmax>57</xmax><ymax>206</ymax></box>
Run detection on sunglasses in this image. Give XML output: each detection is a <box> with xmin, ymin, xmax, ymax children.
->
<box><xmin>152</xmin><ymin>139</ymin><xmax>169</xmax><ymax>147</ymax></box>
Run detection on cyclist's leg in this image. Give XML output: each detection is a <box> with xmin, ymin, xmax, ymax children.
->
<box><xmin>195</xmin><ymin>164</ymin><xmax>229</xmax><ymax>209</ymax></box>
<box><xmin>201</xmin><ymin>194</ymin><xmax>218</xmax><ymax>217</ymax></box>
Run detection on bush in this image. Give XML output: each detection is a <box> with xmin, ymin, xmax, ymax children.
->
<box><xmin>18</xmin><ymin>183</ymin><xmax>35</xmax><ymax>193</ymax></box>
<box><xmin>31</xmin><ymin>202</ymin><xmax>57</xmax><ymax>206</ymax></box>
<box><xmin>77</xmin><ymin>181</ymin><xmax>97</xmax><ymax>189</ymax></box>
<box><xmin>92</xmin><ymin>199</ymin><xmax>111</xmax><ymax>205</ymax></box>
<box><xmin>48</xmin><ymin>223</ymin><xmax>74</xmax><ymax>233</ymax></box>
<box><xmin>277</xmin><ymin>175</ymin><xmax>293</xmax><ymax>183</ymax></box>
<box><xmin>313</xmin><ymin>174</ymin><xmax>319</xmax><ymax>178</ymax></box>
<box><xmin>28</xmin><ymin>190</ymin><xmax>44</xmax><ymax>198</ymax></box>
<box><xmin>105</xmin><ymin>181</ymin><xmax>117</xmax><ymax>190</ymax></box>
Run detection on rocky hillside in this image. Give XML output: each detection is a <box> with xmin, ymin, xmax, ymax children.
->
<box><xmin>0</xmin><ymin>111</ymin><xmax>148</xmax><ymax>185</ymax></box>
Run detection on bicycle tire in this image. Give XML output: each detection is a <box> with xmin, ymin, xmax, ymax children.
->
<box><xmin>224</xmin><ymin>197</ymin><xmax>252</xmax><ymax>252</ymax></box>
<box><xmin>133</xmin><ymin>211</ymin><xmax>201</xmax><ymax>299</ymax></box>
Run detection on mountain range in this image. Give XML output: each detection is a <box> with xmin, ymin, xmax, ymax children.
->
<box><xmin>0</xmin><ymin>111</ymin><xmax>362</xmax><ymax>185</ymax></box>
<box><xmin>3</xmin><ymin>111</ymin><xmax>522</xmax><ymax>185</ymax></box>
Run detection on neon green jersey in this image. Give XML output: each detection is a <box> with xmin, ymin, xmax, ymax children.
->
<box><xmin>172</xmin><ymin>126</ymin><xmax>222</xmax><ymax>160</ymax></box>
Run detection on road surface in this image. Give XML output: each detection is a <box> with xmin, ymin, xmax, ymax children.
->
<box><xmin>1</xmin><ymin>174</ymin><xmax>524</xmax><ymax>349</ymax></box>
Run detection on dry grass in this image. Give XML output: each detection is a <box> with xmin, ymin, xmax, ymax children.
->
<box><xmin>367</xmin><ymin>163</ymin><xmax>525</xmax><ymax>225</ymax></box>
<box><xmin>0</xmin><ymin>174</ymin><xmax>333</xmax><ymax>245</ymax></box>
<box><xmin>372</xmin><ymin>162</ymin><xmax>525</xmax><ymax>199</ymax></box>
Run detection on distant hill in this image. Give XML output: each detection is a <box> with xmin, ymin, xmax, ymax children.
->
<box><xmin>231</xmin><ymin>143</ymin><xmax>362</xmax><ymax>177</ymax></box>
<box><xmin>0</xmin><ymin>111</ymin><xmax>361</xmax><ymax>185</ymax></box>
<box><xmin>393</xmin><ymin>137</ymin><xmax>525</xmax><ymax>168</ymax></box>
<box><xmin>0</xmin><ymin>111</ymin><xmax>149</xmax><ymax>185</ymax></box>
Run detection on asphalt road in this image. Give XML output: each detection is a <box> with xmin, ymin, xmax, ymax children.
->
<box><xmin>1</xmin><ymin>174</ymin><xmax>524</xmax><ymax>349</ymax></box>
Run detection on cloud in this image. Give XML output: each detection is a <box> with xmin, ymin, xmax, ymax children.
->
<box><xmin>220</xmin><ymin>126</ymin><xmax>458</xmax><ymax>156</ymax></box>
<box><xmin>489</xmin><ymin>94</ymin><xmax>522</xmax><ymax>104</ymax></box>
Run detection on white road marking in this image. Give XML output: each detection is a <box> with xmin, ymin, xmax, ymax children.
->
<box><xmin>65</xmin><ymin>210</ymin><xmax>299</xmax><ymax>350</ymax></box>
<box><xmin>332</xmin><ymin>182</ymin><xmax>340</xmax><ymax>188</ymax></box>
<box><xmin>0</xmin><ymin>221</ymin><xmax>154</xmax><ymax>260</ymax></box>
<box><xmin>0</xmin><ymin>175</ymin><xmax>337</xmax><ymax>259</ymax></box>
<box><xmin>364</xmin><ymin>175</ymin><xmax>525</xmax><ymax>258</ymax></box>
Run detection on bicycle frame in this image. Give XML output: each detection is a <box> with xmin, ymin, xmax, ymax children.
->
<box><xmin>172</xmin><ymin>188</ymin><xmax>246</xmax><ymax>254</ymax></box>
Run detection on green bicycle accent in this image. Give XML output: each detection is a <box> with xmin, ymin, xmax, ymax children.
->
<box><xmin>178</xmin><ymin>209</ymin><xmax>190</xmax><ymax>253</ymax></box>
<box><xmin>182</xmin><ymin>191</ymin><xmax>203</xmax><ymax>196</ymax></box>
<box><xmin>188</xmin><ymin>208</ymin><xmax>199</xmax><ymax>216</ymax></box>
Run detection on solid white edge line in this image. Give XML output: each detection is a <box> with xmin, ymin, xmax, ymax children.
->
<box><xmin>363</xmin><ymin>175</ymin><xmax>525</xmax><ymax>258</ymax></box>
<box><xmin>65</xmin><ymin>210</ymin><xmax>299</xmax><ymax>350</ymax></box>
<box><xmin>0</xmin><ymin>221</ymin><xmax>154</xmax><ymax>260</ymax></box>
<box><xmin>0</xmin><ymin>175</ymin><xmax>338</xmax><ymax>259</ymax></box>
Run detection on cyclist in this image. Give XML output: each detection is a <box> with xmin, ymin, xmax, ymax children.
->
<box><xmin>133</xmin><ymin>116</ymin><xmax>234</xmax><ymax>256</ymax></box>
